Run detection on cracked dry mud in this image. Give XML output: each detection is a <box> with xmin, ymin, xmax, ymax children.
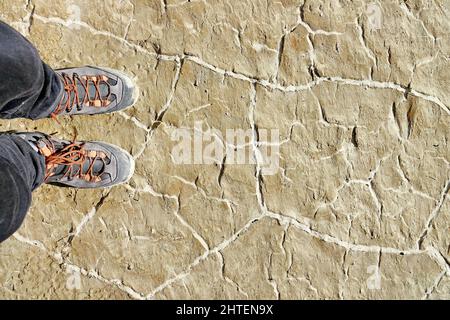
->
<box><xmin>0</xmin><ymin>0</ymin><xmax>449</xmax><ymax>300</ymax></box>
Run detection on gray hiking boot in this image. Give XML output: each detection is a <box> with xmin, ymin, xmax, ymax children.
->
<box><xmin>17</xmin><ymin>132</ymin><xmax>135</xmax><ymax>189</ymax></box>
<box><xmin>51</xmin><ymin>66</ymin><xmax>139</xmax><ymax>118</ymax></box>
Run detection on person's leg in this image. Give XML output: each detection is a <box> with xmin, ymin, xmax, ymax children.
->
<box><xmin>0</xmin><ymin>20</ymin><xmax>62</xmax><ymax>120</ymax></box>
<box><xmin>0</xmin><ymin>21</ymin><xmax>137</xmax><ymax>242</ymax></box>
<box><xmin>0</xmin><ymin>21</ymin><xmax>138</xmax><ymax>120</ymax></box>
<box><xmin>0</xmin><ymin>130</ymin><xmax>135</xmax><ymax>243</ymax></box>
<box><xmin>0</xmin><ymin>134</ymin><xmax>45</xmax><ymax>243</ymax></box>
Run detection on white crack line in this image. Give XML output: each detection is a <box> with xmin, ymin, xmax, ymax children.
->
<box><xmin>296</xmin><ymin>4</ymin><xmax>343</xmax><ymax>36</ymax></box>
<box><xmin>248</xmin><ymin>84</ymin><xmax>266</xmax><ymax>212</ymax></box>
<box><xmin>267</xmin><ymin>252</ymin><xmax>281</xmax><ymax>299</ymax></box>
<box><xmin>324</xmin><ymin>77</ymin><xmax>449</xmax><ymax>115</ymax></box>
<box><xmin>12</xmin><ymin>233</ymin><xmax>145</xmax><ymax>300</ymax></box>
<box><xmin>70</xmin><ymin>207</ymin><xmax>96</xmax><ymax>239</ymax></box>
<box><xmin>143</xmin><ymin>210</ymin><xmax>449</xmax><ymax>298</ymax></box>
<box><xmin>252</xmin><ymin>78</ymin><xmax>448</xmax><ymax>294</ymax></box>
<box><xmin>132</xmin><ymin>58</ymin><xmax>182</xmax><ymax>160</ymax></box>
<box><xmin>355</xmin><ymin>16</ymin><xmax>377</xmax><ymax>78</ymax></box>
<box><xmin>426</xmin><ymin>246</ymin><xmax>450</xmax><ymax>275</ymax></box>
<box><xmin>13</xmin><ymin>233</ymin><xmax>48</xmax><ymax>252</ymax></box>
<box><xmin>62</xmin><ymin>191</ymin><xmax>112</xmax><ymax>252</ymax></box>
<box><xmin>155</xmin><ymin>58</ymin><xmax>183</xmax><ymax>120</ymax></box>
<box><xmin>395</xmin><ymin>153</ymin><xmax>439</xmax><ymax>202</ymax></box>
<box><xmin>32</xmin><ymin>15</ymin><xmax>177</xmax><ymax>62</ymax></box>
<box><xmin>31</xmin><ymin>14</ymin><xmax>450</xmax><ymax>116</ymax></box>
<box><xmin>62</xmin><ymin>262</ymin><xmax>145</xmax><ymax>300</ymax></box>
<box><xmin>265</xmin><ymin>211</ymin><xmax>420</xmax><ymax>255</ymax></box>
<box><xmin>417</xmin><ymin>179</ymin><xmax>450</xmax><ymax>248</ymax></box>
<box><xmin>400</xmin><ymin>2</ymin><xmax>436</xmax><ymax>43</ymax></box>
<box><xmin>124</xmin><ymin>183</ymin><xmax>211</xmax><ymax>253</ymax></box>
<box><xmin>123</xmin><ymin>0</ymin><xmax>135</xmax><ymax>40</ymax></box>
<box><xmin>146</xmin><ymin>215</ymin><xmax>263</xmax><ymax>299</ymax></box>
<box><xmin>173</xmin><ymin>193</ymin><xmax>210</xmax><ymax>252</ymax></box>
<box><xmin>174</xmin><ymin>208</ymin><xmax>210</xmax><ymax>252</ymax></box>
<box><xmin>216</xmin><ymin>251</ymin><xmax>250</xmax><ymax>298</ymax></box>
<box><xmin>422</xmin><ymin>270</ymin><xmax>446</xmax><ymax>300</ymax></box>
<box><xmin>142</xmin><ymin>79</ymin><xmax>449</xmax><ymax>298</ymax></box>
<box><xmin>118</xmin><ymin>111</ymin><xmax>151</xmax><ymax>132</ymax></box>
<box><xmin>248</xmin><ymin>83</ymin><xmax>418</xmax><ymax>256</ymax></box>
<box><xmin>170</xmin><ymin>175</ymin><xmax>238</xmax><ymax>212</ymax></box>
<box><xmin>13</xmin><ymin>10</ymin><xmax>448</xmax><ymax>298</ymax></box>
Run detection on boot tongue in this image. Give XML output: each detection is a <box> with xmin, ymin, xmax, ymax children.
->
<box><xmin>82</xmin><ymin>158</ymin><xmax>106</xmax><ymax>175</ymax></box>
<box><xmin>61</xmin><ymin>80</ymin><xmax>110</xmax><ymax>107</ymax></box>
<box><xmin>53</xmin><ymin>152</ymin><xmax>106</xmax><ymax>178</ymax></box>
<box><xmin>83</xmin><ymin>80</ymin><xmax>110</xmax><ymax>99</ymax></box>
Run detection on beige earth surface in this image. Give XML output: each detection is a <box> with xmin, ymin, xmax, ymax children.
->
<box><xmin>0</xmin><ymin>0</ymin><xmax>449</xmax><ymax>299</ymax></box>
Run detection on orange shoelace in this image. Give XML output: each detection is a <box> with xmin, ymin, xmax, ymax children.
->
<box><xmin>51</xmin><ymin>73</ymin><xmax>112</xmax><ymax>119</ymax></box>
<box><xmin>41</xmin><ymin>138</ymin><xmax>107</xmax><ymax>182</ymax></box>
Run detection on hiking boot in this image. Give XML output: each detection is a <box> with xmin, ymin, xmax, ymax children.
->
<box><xmin>51</xmin><ymin>66</ymin><xmax>139</xmax><ymax>118</ymax></box>
<box><xmin>17</xmin><ymin>132</ymin><xmax>135</xmax><ymax>189</ymax></box>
